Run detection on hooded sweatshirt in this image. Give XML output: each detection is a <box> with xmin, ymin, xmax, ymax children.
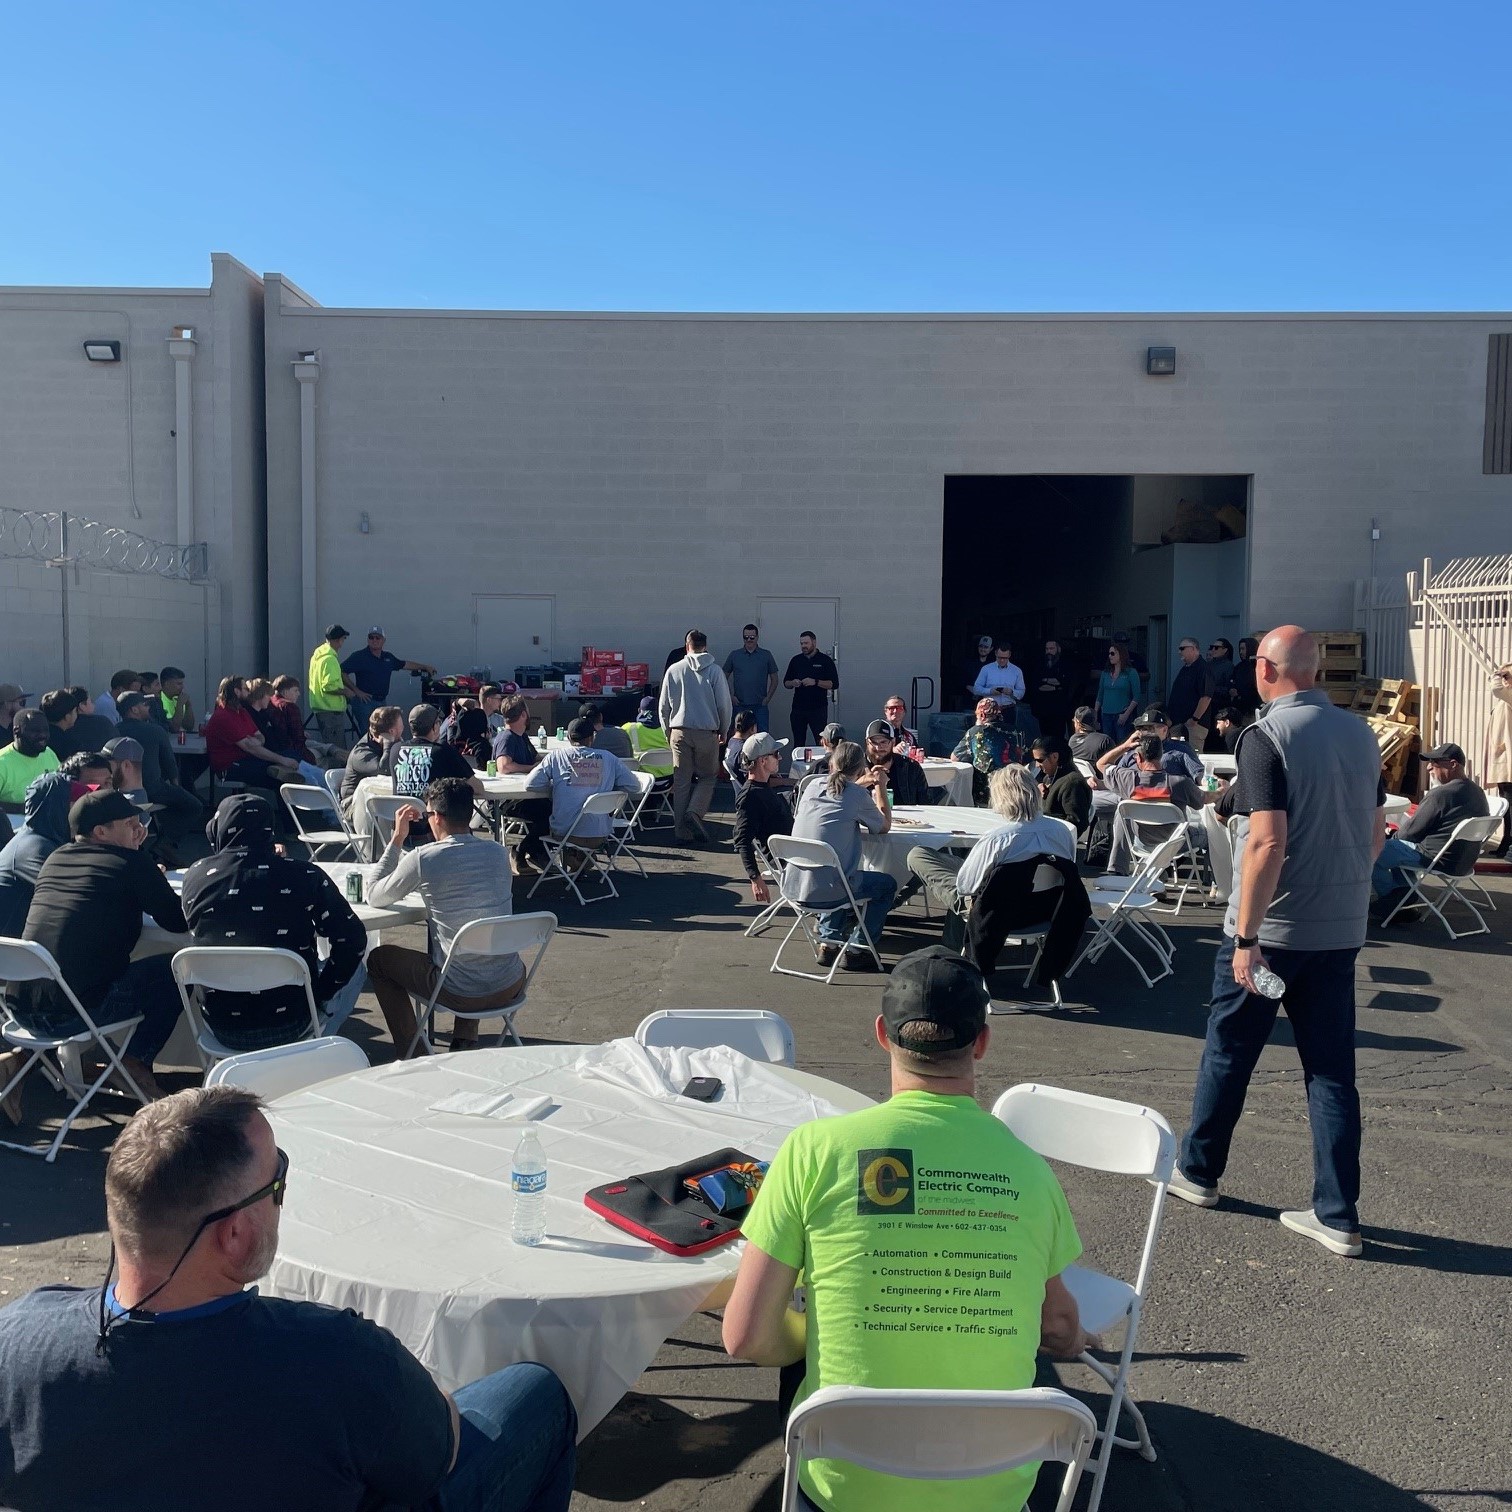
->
<box><xmin>0</xmin><ymin>772</ymin><xmax>73</xmax><ymax>936</ymax></box>
<box><xmin>180</xmin><ymin>794</ymin><xmax>366</xmax><ymax>1043</ymax></box>
<box><xmin>658</xmin><ymin>651</ymin><xmax>733</xmax><ymax>735</ymax></box>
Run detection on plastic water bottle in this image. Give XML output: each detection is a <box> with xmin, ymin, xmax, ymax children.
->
<box><xmin>537</xmin><ymin>723</ymin><xmax>547</xmax><ymax>743</ymax></box>
<box><xmin>511</xmin><ymin>1127</ymin><xmax>547</xmax><ymax>1246</ymax></box>
<box><xmin>1252</xmin><ymin>963</ymin><xmax>1286</xmax><ymax>1000</ymax></box>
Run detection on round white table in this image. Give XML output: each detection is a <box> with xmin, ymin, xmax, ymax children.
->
<box><xmin>861</xmin><ymin>803</ymin><xmax>1009</xmax><ymax>885</ymax></box>
<box><xmin>262</xmin><ymin>1040</ymin><xmax>870</xmax><ymax>1436</ymax></box>
<box><xmin>1383</xmin><ymin>793</ymin><xmax>1411</xmax><ymax>820</ymax></box>
<box><xmin>1199</xmin><ymin>752</ymin><xmax>1237</xmax><ymax>781</ymax></box>
<box><xmin>920</xmin><ymin>758</ymin><xmax>974</xmax><ymax>806</ymax></box>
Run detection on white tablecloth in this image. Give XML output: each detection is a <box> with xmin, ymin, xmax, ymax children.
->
<box><xmin>1199</xmin><ymin>753</ymin><xmax>1237</xmax><ymax>780</ymax></box>
<box><xmin>350</xmin><ymin>772</ymin><xmax>541</xmax><ymax>847</ymax></box>
<box><xmin>861</xmin><ymin>804</ymin><xmax>1009</xmax><ymax>885</ymax></box>
<box><xmin>263</xmin><ymin>1040</ymin><xmax>868</xmax><ymax>1435</ymax></box>
<box><xmin>920</xmin><ymin>759</ymin><xmax>973</xmax><ymax>806</ymax></box>
<box><xmin>1383</xmin><ymin>793</ymin><xmax>1411</xmax><ymax>820</ymax></box>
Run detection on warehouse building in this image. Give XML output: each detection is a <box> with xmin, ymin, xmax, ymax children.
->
<box><xmin>4</xmin><ymin>254</ymin><xmax>1508</xmax><ymax>729</ymax></box>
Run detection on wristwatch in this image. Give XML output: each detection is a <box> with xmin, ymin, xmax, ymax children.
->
<box><xmin>1235</xmin><ymin>934</ymin><xmax>1260</xmax><ymax>948</ymax></box>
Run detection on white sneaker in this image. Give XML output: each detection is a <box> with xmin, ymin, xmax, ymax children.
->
<box><xmin>1279</xmin><ymin>1209</ymin><xmax>1362</xmax><ymax>1257</ymax></box>
<box><xmin>1166</xmin><ymin>1168</ymin><xmax>1219</xmax><ymax>1207</ymax></box>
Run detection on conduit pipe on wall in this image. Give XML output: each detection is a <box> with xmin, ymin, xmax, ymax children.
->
<box><xmin>167</xmin><ymin>329</ymin><xmax>197</xmax><ymax>545</ymax></box>
<box><xmin>292</xmin><ymin>350</ymin><xmax>321</xmax><ymax>659</ymax></box>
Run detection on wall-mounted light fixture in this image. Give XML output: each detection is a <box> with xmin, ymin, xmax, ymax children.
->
<box><xmin>298</xmin><ymin>350</ymin><xmax>320</xmax><ymax>363</ymax></box>
<box><xmin>1146</xmin><ymin>346</ymin><xmax>1176</xmax><ymax>376</ymax></box>
<box><xmin>83</xmin><ymin>340</ymin><xmax>122</xmax><ymax>362</ymax></box>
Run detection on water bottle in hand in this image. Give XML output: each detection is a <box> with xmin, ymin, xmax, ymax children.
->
<box><xmin>511</xmin><ymin>1127</ymin><xmax>547</xmax><ymax>1246</ymax></box>
<box><xmin>1252</xmin><ymin>962</ymin><xmax>1286</xmax><ymax>999</ymax></box>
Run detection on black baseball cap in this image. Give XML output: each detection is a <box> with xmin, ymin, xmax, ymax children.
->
<box><xmin>115</xmin><ymin>691</ymin><xmax>148</xmax><ymax>715</ymax></box>
<box><xmin>325</xmin><ymin>623</ymin><xmax>349</xmax><ymax>640</ymax></box>
<box><xmin>881</xmin><ymin>947</ymin><xmax>991</xmax><ymax>1051</ymax></box>
<box><xmin>69</xmin><ymin>788</ymin><xmax>141</xmax><ymax>837</ymax></box>
<box><xmin>864</xmin><ymin>719</ymin><xmax>894</xmax><ymax>742</ymax></box>
<box><xmin>1133</xmin><ymin>706</ymin><xmax>1169</xmax><ymax>729</ymax></box>
<box><xmin>1423</xmin><ymin>742</ymin><xmax>1465</xmax><ymax>764</ymax></box>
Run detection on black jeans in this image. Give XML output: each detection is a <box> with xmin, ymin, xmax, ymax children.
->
<box><xmin>1180</xmin><ymin>936</ymin><xmax>1362</xmax><ymax>1232</ymax></box>
<box><xmin>791</xmin><ymin>707</ymin><xmax>827</xmax><ymax>748</ymax></box>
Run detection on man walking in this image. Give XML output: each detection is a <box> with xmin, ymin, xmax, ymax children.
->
<box><xmin>1172</xmin><ymin>626</ymin><xmax>1385</xmax><ymax>1257</ymax></box>
<box><xmin>308</xmin><ymin>625</ymin><xmax>359</xmax><ymax>748</ymax></box>
<box><xmin>658</xmin><ymin>630</ymin><xmax>732</xmax><ymax>843</ymax></box>
<box><xmin>783</xmin><ymin>632</ymin><xmax>839</xmax><ymax>749</ymax></box>
<box><xmin>723</xmin><ymin>623</ymin><xmax>779</xmax><ymax>733</ymax></box>
<box><xmin>1166</xmin><ymin>637</ymin><xmax>1216</xmax><ymax>746</ymax></box>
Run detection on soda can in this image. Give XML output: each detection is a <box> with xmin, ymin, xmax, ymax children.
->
<box><xmin>486</xmin><ymin>758</ymin><xmax>497</xmax><ymax>776</ymax></box>
<box><xmin>177</xmin><ymin>731</ymin><xmax>186</xmax><ymax>746</ymax></box>
<box><xmin>345</xmin><ymin>871</ymin><xmax>365</xmax><ymax>904</ymax></box>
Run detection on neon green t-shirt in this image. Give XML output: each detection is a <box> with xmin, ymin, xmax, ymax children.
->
<box><xmin>741</xmin><ymin>1091</ymin><xmax>1081</xmax><ymax>1512</ymax></box>
<box><xmin>0</xmin><ymin>744</ymin><xmax>61</xmax><ymax>806</ymax></box>
<box><xmin>307</xmin><ymin>643</ymin><xmax>346</xmax><ymax>713</ymax></box>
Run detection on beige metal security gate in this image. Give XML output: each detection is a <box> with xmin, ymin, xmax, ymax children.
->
<box><xmin>1408</xmin><ymin>554</ymin><xmax>1512</xmax><ymax>778</ymax></box>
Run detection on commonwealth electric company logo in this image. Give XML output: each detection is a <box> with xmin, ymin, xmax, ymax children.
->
<box><xmin>856</xmin><ymin>1148</ymin><xmax>915</xmax><ymax>1215</ymax></box>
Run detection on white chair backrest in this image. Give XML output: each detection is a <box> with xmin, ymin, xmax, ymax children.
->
<box><xmin>1426</xmin><ymin>813</ymin><xmax>1502</xmax><ymax>876</ymax></box>
<box><xmin>635</xmin><ymin>1009</ymin><xmax>796</xmax><ymax>1066</ymax></box>
<box><xmin>438</xmin><ymin>912</ymin><xmax>557</xmax><ymax>995</ymax></box>
<box><xmin>0</xmin><ymin>937</ymin><xmax>66</xmax><ymax>986</ymax></box>
<box><xmin>1487</xmin><ymin>792</ymin><xmax>1510</xmax><ymax>820</ymax></box>
<box><xmin>1073</xmin><ymin>758</ymin><xmax>1096</xmax><ymax>781</ymax></box>
<box><xmin>993</xmin><ymin>1082</ymin><xmax>1174</xmax><ymax>1180</ymax></box>
<box><xmin>283</xmin><ymin>783</ymin><xmax>339</xmax><ymax>817</ymax></box>
<box><xmin>1031</xmin><ymin>862</ymin><xmax>1066</xmax><ymax>893</ymax></box>
<box><xmin>206</xmin><ymin>1036</ymin><xmax>369</xmax><ymax>1098</ymax></box>
<box><xmin>1119</xmin><ymin>798</ymin><xmax>1186</xmax><ymax>828</ymax></box>
<box><xmin>324</xmin><ymin>767</ymin><xmax>346</xmax><ymax>804</ymax></box>
<box><xmin>1123</xmin><ymin>830</ymin><xmax>1189</xmax><ymax>897</ymax></box>
<box><xmin>172</xmin><ymin>946</ymin><xmax>313</xmax><ymax>997</ymax></box>
<box><xmin>1202</xmin><ymin>804</ymin><xmax>1234</xmax><ymax>896</ymax></box>
<box><xmin>782</xmin><ymin>1385</ymin><xmax>1096</xmax><ymax>1510</ymax></box>
<box><xmin>768</xmin><ymin>834</ymin><xmax>843</xmax><ymax>872</ymax></box>
<box><xmin>629</xmin><ymin>769</ymin><xmax>656</xmax><ymax>797</ymax></box>
<box><xmin>581</xmin><ymin>791</ymin><xmax>629</xmax><ymax>817</ymax></box>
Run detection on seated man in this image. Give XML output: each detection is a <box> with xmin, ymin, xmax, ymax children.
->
<box><xmin>367</xmin><ymin>777</ymin><xmax>524</xmax><ymax>1053</ymax></box>
<box><xmin>907</xmin><ymin>765</ymin><xmax>1079</xmax><ymax>951</ymax></box>
<box><xmin>62</xmin><ymin>686</ymin><xmax>122</xmax><ymax>754</ymax></box>
<box><xmin>1102</xmin><ymin>733</ymin><xmax>1209</xmax><ymax>875</ymax></box>
<box><xmin>267</xmin><ymin>675</ymin><xmax>337</xmax><ymax>766</ymax></box>
<box><xmin>863</xmin><ymin>719</ymin><xmax>931</xmax><ymax>805</ymax></box>
<box><xmin>479</xmin><ymin>682</ymin><xmax>506</xmax><ymax>735</ymax></box>
<box><xmin>490</xmin><ymin>694</ymin><xmax>551</xmax><ymax>873</ymax></box>
<box><xmin>878</xmin><ymin>694</ymin><xmax>919</xmax><ymax>751</ymax></box>
<box><xmin>1031</xmin><ymin>734</ymin><xmax>1091</xmax><ymax>834</ymax></box>
<box><xmin>1373</xmin><ymin>741</ymin><xmax>1490</xmax><ymax>909</ymax></box>
<box><xmin>0</xmin><ymin>681</ymin><xmax>30</xmax><ymax>751</ymax></box>
<box><xmin>386</xmin><ymin>703</ymin><xmax>483</xmax><ymax>799</ymax></box>
<box><xmin>40</xmin><ymin>688</ymin><xmax>83</xmax><ymax>759</ymax></box>
<box><xmin>180</xmin><ymin>794</ymin><xmax>367</xmax><ymax>1049</ymax></box>
<box><xmin>0</xmin><ymin>771</ymin><xmax>72</xmax><ymax>939</ymax></box>
<box><xmin>61</xmin><ymin>748</ymin><xmax>113</xmax><ymax>796</ymax></box>
<box><xmin>950</xmin><ymin>698</ymin><xmax>1023</xmax><ymax>805</ymax></box>
<box><xmin>94</xmin><ymin>668</ymin><xmax>141</xmax><ymax>728</ymax></box>
<box><xmin>732</xmin><ymin>732</ymin><xmax>795</xmax><ymax>906</ymax></box>
<box><xmin>0</xmin><ymin>710</ymin><xmax>62</xmax><ymax>812</ymax></box>
<box><xmin>1094</xmin><ymin>706</ymin><xmax>1203</xmax><ymax>783</ymax></box>
<box><xmin>341</xmin><ymin>703</ymin><xmax>405</xmax><ymax>818</ymax></box>
<box><xmin>0</xmin><ymin>1087</ymin><xmax>576</xmax><ymax>1512</ymax></box>
<box><xmin>524</xmin><ymin>715</ymin><xmax>639</xmax><ymax>850</ymax></box>
<box><xmin>1068</xmin><ymin>704</ymin><xmax>1113</xmax><ymax>769</ymax></box>
<box><xmin>724</xmin><ymin>947</ymin><xmax>1091</xmax><ymax>1512</ymax></box>
<box><xmin>1212</xmin><ymin>707</ymin><xmax>1241</xmax><ymax>753</ymax></box>
<box><xmin>580</xmin><ymin>700</ymin><xmax>632</xmax><ymax>759</ymax></box>
<box><xmin>4</xmin><ymin>789</ymin><xmax>186</xmax><ymax>1101</ymax></box>
<box><xmin>157</xmin><ymin>665</ymin><xmax>197</xmax><ymax>732</ymax></box>
<box><xmin>116</xmin><ymin>691</ymin><xmax>205</xmax><ymax>837</ymax></box>
<box><xmin>102</xmin><ymin>736</ymin><xmax>151</xmax><ymax>808</ymax></box>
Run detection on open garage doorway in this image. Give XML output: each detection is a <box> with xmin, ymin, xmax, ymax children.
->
<box><xmin>940</xmin><ymin>474</ymin><xmax>1252</xmax><ymax>724</ymax></box>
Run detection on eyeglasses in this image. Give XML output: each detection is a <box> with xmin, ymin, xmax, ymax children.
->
<box><xmin>1208</xmin><ymin>644</ymin><xmax>1224</xmax><ymax>651</ymax></box>
<box><xmin>742</xmin><ymin>633</ymin><xmax>758</xmax><ymax>640</ymax></box>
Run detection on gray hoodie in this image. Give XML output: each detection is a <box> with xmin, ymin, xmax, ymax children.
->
<box><xmin>0</xmin><ymin>771</ymin><xmax>74</xmax><ymax>936</ymax></box>
<box><xmin>659</xmin><ymin>651</ymin><xmax>733</xmax><ymax>735</ymax></box>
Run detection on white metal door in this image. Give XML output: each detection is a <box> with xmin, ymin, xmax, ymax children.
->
<box><xmin>474</xmin><ymin>595</ymin><xmax>555</xmax><ymax>679</ymax></box>
<box><xmin>759</xmin><ymin>597</ymin><xmax>840</xmax><ymax>730</ymax></box>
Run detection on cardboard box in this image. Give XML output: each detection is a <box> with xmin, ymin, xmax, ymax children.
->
<box><xmin>625</xmin><ymin>662</ymin><xmax>649</xmax><ymax>686</ymax></box>
<box><xmin>563</xmin><ymin>674</ymin><xmax>581</xmax><ymax>696</ymax></box>
<box><xmin>590</xmin><ymin>650</ymin><xmax>624</xmax><ymax>668</ymax></box>
<box><xmin>601</xmin><ymin>665</ymin><xmax>627</xmax><ymax>689</ymax></box>
<box><xmin>579</xmin><ymin>668</ymin><xmax>604</xmax><ymax>695</ymax></box>
<box><xmin>580</xmin><ymin>646</ymin><xmax>596</xmax><ymax>665</ymax></box>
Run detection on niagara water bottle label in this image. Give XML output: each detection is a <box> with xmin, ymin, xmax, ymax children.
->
<box><xmin>512</xmin><ymin>1169</ymin><xmax>547</xmax><ymax>1194</ymax></box>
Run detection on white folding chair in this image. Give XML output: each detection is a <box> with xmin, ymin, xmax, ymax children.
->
<box><xmin>994</xmin><ymin>862</ymin><xmax>1069</xmax><ymax>1010</ymax></box>
<box><xmin>1068</xmin><ymin>833</ymin><xmax>1185</xmax><ymax>989</ymax></box>
<box><xmin>1073</xmin><ymin>757</ymin><xmax>1097</xmax><ymax>781</ymax></box>
<box><xmin>1381</xmin><ymin>815</ymin><xmax>1502</xmax><ymax>939</ymax></box>
<box><xmin>281</xmin><ymin>783</ymin><xmax>359</xmax><ymax>861</ymax></box>
<box><xmin>364</xmin><ymin>793</ymin><xmax>410</xmax><ymax>861</ymax></box>
<box><xmin>743</xmin><ymin>840</ymin><xmax>789</xmax><ymax>938</ymax></box>
<box><xmin>993</xmin><ymin>1083</ymin><xmax>1175</xmax><ymax>1512</ymax></box>
<box><xmin>1201</xmin><ymin>803</ymin><xmax>1235</xmax><ymax>904</ymax></box>
<box><xmin>765</xmin><ymin>835</ymin><xmax>885</xmax><ymax>983</ymax></box>
<box><xmin>1116</xmin><ymin>799</ymin><xmax>1196</xmax><ymax>912</ymax></box>
<box><xmin>605</xmin><ymin>772</ymin><xmax>656</xmax><ymax>876</ymax></box>
<box><xmin>633</xmin><ymin>752</ymin><xmax>676</xmax><ymax>827</ymax></box>
<box><xmin>0</xmin><ymin>939</ymin><xmax>150</xmax><ymax>1162</ymax></box>
<box><xmin>528</xmin><ymin>793</ymin><xmax>628</xmax><ymax>905</ymax></box>
<box><xmin>171</xmin><ymin>947</ymin><xmax>323</xmax><ymax>1073</ymax></box>
<box><xmin>323</xmin><ymin>767</ymin><xmax>346</xmax><ymax>806</ymax></box>
<box><xmin>781</xmin><ymin>1385</ymin><xmax>1097</xmax><ymax>1512</ymax></box>
<box><xmin>407</xmin><ymin>911</ymin><xmax>557</xmax><ymax>1055</ymax></box>
<box><xmin>635</xmin><ymin>1008</ymin><xmax>796</xmax><ymax>1066</ymax></box>
<box><xmin>206</xmin><ymin>1035</ymin><xmax>369</xmax><ymax>1098</ymax></box>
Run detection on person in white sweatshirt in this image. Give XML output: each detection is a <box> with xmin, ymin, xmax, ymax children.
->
<box><xmin>658</xmin><ymin>629</ymin><xmax>734</xmax><ymax>842</ymax></box>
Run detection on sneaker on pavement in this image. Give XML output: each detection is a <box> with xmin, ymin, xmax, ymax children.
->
<box><xmin>815</xmin><ymin>943</ymin><xmax>841</xmax><ymax>969</ymax></box>
<box><xmin>1279</xmin><ymin>1208</ymin><xmax>1362</xmax><ymax>1257</ymax></box>
<box><xmin>1166</xmin><ymin>1168</ymin><xmax>1219</xmax><ymax>1207</ymax></box>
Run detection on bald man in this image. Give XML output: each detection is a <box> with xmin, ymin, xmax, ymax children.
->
<box><xmin>1171</xmin><ymin>625</ymin><xmax>1385</xmax><ymax>1258</ymax></box>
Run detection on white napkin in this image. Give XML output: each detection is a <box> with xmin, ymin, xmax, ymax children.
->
<box><xmin>428</xmin><ymin>1089</ymin><xmax>552</xmax><ymax>1121</ymax></box>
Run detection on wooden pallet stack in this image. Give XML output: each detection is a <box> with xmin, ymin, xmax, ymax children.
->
<box><xmin>1313</xmin><ymin>631</ymin><xmax>1365</xmax><ymax>704</ymax></box>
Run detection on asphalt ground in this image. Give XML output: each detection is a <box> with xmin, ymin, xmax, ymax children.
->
<box><xmin>4</xmin><ymin>796</ymin><xmax>1509</xmax><ymax>1511</ymax></box>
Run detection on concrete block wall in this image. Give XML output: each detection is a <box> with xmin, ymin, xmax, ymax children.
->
<box><xmin>262</xmin><ymin>296</ymin><xmax>1511</xmax><ymax>724</ymax></box>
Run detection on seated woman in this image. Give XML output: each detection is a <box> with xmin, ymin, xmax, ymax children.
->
<box><xmin>789</xmin><ymin>740</ymin><xmax>894</xmax><ymax>971</ymax></box>
<box><xmin>205</xmin><ymin>675</ymin><xmax>302</xmax><ymax>792</ymax></box>
<box><xmin>951</xmin><ymin>698</ymin><xmax>1025</xmax><ymax>805</ymax></box>
<box><xmin>180</xmin><ymin>793</ymin><xmax>368</xmax><ymax>1051</ymax></box>
<box><xmin>444</xmin><ymin>706</ymin><xmax>492</xmax><ymax>769</ymax></box>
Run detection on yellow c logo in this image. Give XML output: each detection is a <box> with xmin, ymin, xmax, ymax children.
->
<box><xmin>861</xmin><ymin>1155</ymin><xmax>911</xmax><ymax>1207</ymax></box>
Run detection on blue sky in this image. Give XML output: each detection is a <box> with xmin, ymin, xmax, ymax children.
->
<box><xmin>2</xmin><ymin>1</ymin><xmax>1507</xmax><ymax>311</ymax></box>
